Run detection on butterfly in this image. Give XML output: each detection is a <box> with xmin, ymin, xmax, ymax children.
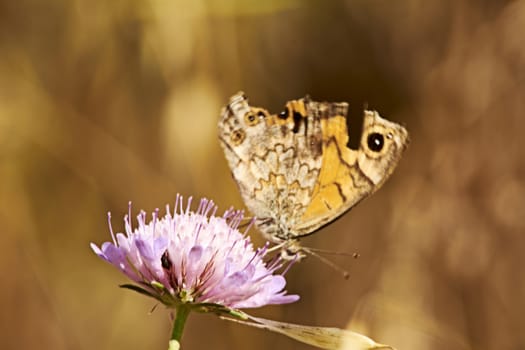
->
<box><xmin>218</xmin><ymin>92</ymin><xmax>408</xmax><ymax>259</ymax></box>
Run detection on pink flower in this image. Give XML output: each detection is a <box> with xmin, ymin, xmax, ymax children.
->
<box><xmin>91</xmin><ymin>195</ymin><xmax>298</xmax><ymax>309</ymax></box>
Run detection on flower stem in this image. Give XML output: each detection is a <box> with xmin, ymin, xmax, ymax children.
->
<box><xmin>171</xmin><ymin>304</ymin><xmax>191</xmax><ymax>343</ymax></box>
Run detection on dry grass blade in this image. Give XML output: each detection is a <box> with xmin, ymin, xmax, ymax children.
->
<box><xmin>220</xmin><ymin>314</ymin><xmax>394</xmax><ymax>350</ymax></box>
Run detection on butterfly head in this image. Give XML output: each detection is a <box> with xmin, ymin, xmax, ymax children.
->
<box><xmin>281</xmin><ymin>240</ymin><xmax>307</xmax><ymax>261</ymax></box>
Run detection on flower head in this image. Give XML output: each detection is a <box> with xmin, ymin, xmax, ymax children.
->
<box><xmin>90</xmin><ymin>195</ymin><xmax>299</xmax><ymax>309</ymax></box>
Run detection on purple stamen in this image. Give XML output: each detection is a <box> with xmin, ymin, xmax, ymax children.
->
<box><xmin>152</xmin><ymin>208</ymin><xmax>159</xmax><ymax>235</ymax></box>
<box><xmin>243</xmin><ymin>217</ymin><xmax>256</xmax><ymax>237</ymax></box>
<box><xmin>185</xmin><ymin>196</ymin><xmax>193</xmax><ymax>215</ymax></box>
<box><xmin>128</xmin><ymin>201</ymin><xmax>132</xmax><ymax>226</ymax></box>
<box><xmin>280</xmin><ymin>254</ymin><xmax>300</xmax><ymax>276</ymax></box>
<box><xmin>107</xmin><ymin>212</ymin><xmax>116</xmax><ymax>245</ymax></box>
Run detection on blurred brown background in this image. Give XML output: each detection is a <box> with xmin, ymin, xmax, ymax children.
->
<box><xmin>1</xmin><ymin>0</ymin><xmax>524</xmax><ymax>349</ymax></box>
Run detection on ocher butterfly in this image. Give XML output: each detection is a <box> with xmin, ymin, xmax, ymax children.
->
<box><xmin>218</xmin><ymin>92</ymin><xmax>408</xmax><ymax>260</ymax></box>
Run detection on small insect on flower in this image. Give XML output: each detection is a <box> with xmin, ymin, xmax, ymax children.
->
<box><xmin>90</xmin><ymin>195</ymin><xmax>299</xmax><ymax>310</ymax></box>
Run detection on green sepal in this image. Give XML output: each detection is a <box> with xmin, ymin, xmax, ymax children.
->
<box><xmin>119</xmin><ymin>283</ymin><xmax>164</xmax><ymax>303</ymax></box>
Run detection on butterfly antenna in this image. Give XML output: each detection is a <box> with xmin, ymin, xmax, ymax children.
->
<box><xmin>306</xmin><ymin>247</ymin><xmax>360</xmax><ymax>258</ymax></box>
<box><xmin>237</xmin><ymin>215</ymin><xmax>257</xmax><ymax>230</ymax></box>
<box><xmin>302</xmin><ymin>247</ymin><xmax>350</xmax><ymax>279</ymax></box>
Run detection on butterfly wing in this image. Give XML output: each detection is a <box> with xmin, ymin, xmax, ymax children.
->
<box><xmin>293</xmin><ymin>104</ymin><xmax>409</xmax><ymax>235</ymax></box>
<box><xmin>218</xmin><ymin>92</ymin><xmax>324</xmax><ymax>242</ymax></box>
<box><xmin>218</xmin><ymin>92</ymin><xmax>408</xmax><ymax>242</ymax></box>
